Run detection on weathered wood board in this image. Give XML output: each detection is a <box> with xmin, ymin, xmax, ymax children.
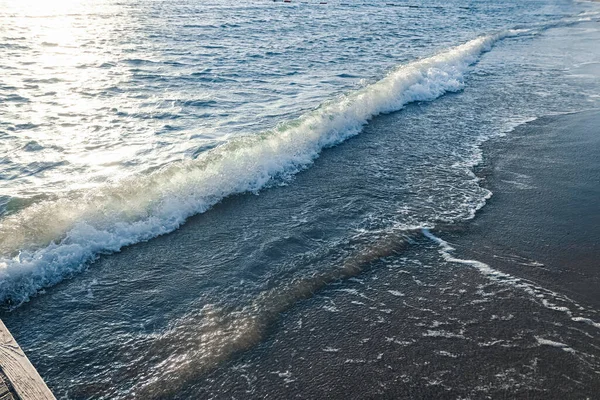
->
<box><xmin>0</xmin><ymin>320</ymin><xmax>54</xmax><ymax>400</ymax></box>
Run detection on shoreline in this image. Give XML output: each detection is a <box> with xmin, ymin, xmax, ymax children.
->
<box><xmin>182</xmin><ymin>110</ymin><xmax>600</xmax><ymax>399</ymax></box>
<box><xmin>447</xmin><ymin>110</ymin><xmax>600</xmax><ymax>307</ymax></box>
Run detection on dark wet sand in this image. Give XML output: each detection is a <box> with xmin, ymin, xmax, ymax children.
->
<box><xmin>183</xmin><ymin>111</ymin><xmax>600</xmax><ymax>399</ymax></box>
<box><xmin>451</xmin><ymin>110</ymin><xmax>600</xmax><ymax>307</ymax></box>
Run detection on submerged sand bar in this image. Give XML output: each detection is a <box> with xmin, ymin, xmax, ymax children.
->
<box><xmin>0</xmin><ymin>320</ymin><xmax>54</xmax><ymax>400</ymax></box>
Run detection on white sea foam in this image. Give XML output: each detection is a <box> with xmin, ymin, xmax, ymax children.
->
<box><xmin>535</xmin><ymin>337</ymin><xmax>576</xmax><ymax>353</ymax></box>
<box><xmin>388</xmin><ymin>290</ymin><xmax>405</xmax><ymax>297</ymax></box>
<box><xmin>0</xmin><ymin>31</ymin><xmax>525</xmax><ymax>306</ymax></box>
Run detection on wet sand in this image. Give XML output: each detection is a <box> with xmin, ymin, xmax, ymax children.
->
<box><xmin>181</xmin><ymin>111</ymin><xmax>600</xmax><ymax>399</ymax></box>
<box><xmin>451</xmin><ymin>110</ymin><xmax>600</xmax><ymax>307</ymax></box>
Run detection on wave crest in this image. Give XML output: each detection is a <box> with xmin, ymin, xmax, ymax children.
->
<box><xmin>0</xmin><ymin>33</ymin><xmax>503</xmax><ymax>306</ymax></box>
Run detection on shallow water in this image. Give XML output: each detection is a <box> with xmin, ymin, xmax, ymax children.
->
<box><xmin>1</xmin><ymin>0</ymin><xmax>600</xmax><ymax>398</ymax></box>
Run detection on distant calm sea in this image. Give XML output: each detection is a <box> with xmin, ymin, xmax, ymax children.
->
<box><xmin>1</xmin><ymin>0</ymin><xmax>599</xmax><ymax>398</ymax></box>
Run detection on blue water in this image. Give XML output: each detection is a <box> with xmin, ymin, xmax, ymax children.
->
<box><xmin>1</xmin><ymin>0</ymin><xmax>600</xmax><ymax>398</ymax></box>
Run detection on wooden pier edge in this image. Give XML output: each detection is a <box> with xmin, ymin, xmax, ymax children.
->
<box><xmin>0</xmin><ymin>319</ymin><xmax>55</xmax><ymax>400</ymax></box>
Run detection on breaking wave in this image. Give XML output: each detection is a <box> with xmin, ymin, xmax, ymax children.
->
<box><xmin>0</xmin><ymin>31</ymin><xmax>518</xmax><ymax>306</ymax></box>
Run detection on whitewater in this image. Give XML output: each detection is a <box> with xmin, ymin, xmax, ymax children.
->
<box><xmin>0</xmin><ymin>31</ymin><xmax>513</xmax><ymax>305</ymax></box>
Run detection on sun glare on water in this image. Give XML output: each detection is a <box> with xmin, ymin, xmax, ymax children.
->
<box><xmin>0</xmin><ymin>0</ymin><xmax>142</xmax><ymax>192</ymax></box>
<box><xmin>7</xmin><ymin>0</ymin><xmax>89</xmax><ymax>15</ymax></box>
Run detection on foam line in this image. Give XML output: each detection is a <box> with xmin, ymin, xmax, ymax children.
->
<box><xmin>422</xmin><ymin>229</ymin><xmax>600</xmax><ymax>331</ymax></box>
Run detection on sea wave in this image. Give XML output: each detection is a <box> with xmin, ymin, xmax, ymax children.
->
<box><xmin>0</xmin><ymin>31</ymin><xmax>515</xmax><ymax>306</ymax></box>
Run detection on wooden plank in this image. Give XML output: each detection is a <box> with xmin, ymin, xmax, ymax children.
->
<box><xmin>0</xmin><ymin>319</ymin><xmax>55</xmax><ymax>400</ymax></box>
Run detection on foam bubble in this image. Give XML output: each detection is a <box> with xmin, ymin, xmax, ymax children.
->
<box><xmin>535</xmin><ymin>337</ymin><xmax>576</xmax><ymax>353</ymax></box>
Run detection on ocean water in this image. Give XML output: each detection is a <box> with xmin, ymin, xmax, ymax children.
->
<box><xmin>1</xmin><ymin>0</ymin><xmax>600</xmax><ymax>398</ymax></box>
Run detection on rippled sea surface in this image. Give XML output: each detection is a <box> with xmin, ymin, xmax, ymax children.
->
<box><xmin>1</xmin><ymin>0</ymin><xmax>600</xmax><ymax>398</ymax></box>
